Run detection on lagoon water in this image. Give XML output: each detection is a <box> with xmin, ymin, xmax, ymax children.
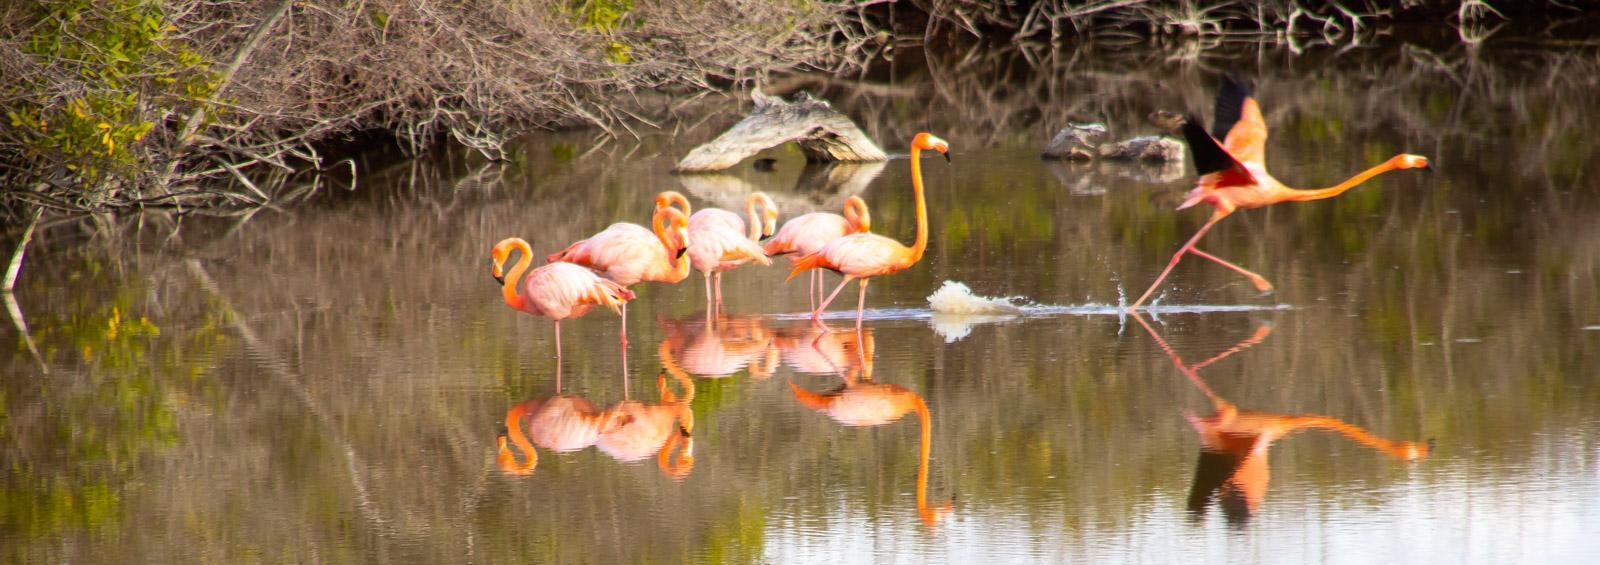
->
<box><xmin>3</xmin><ymin>35</ymin><xmax>1599</xmax><ymax>563</ymax></box>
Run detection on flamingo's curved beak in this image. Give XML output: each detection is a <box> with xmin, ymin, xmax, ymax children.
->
<box><xmin>491</xmin><ymin>264</ymin><xmax>505</xmax><ymax>285</ymax></box>
<box><xmin>676</xmin><ymin>246</ymin><xmax>687</xmax><ymax>259</ymax></box>
<box><xmin>942</xmin><ymin>151</ymin><xmax>951</xmax><ymax>163</ymax></box>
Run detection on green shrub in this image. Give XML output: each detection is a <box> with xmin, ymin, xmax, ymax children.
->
<box><xmin>5</xmin><ymin>0</ymin><xmax>217</xmax><ymax>188</ymax></box>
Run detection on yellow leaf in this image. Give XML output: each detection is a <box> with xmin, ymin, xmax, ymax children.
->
<box><xmin>98</xmin><ymin>122</ymin><xmax>111</xmax><ymax>129</ymax></box>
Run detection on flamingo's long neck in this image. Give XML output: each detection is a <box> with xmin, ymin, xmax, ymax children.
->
<box><xmin>908</xmin><ymin>146</ymin><xmax>929</xmax><ymax>265</ymax></box>
<box><xmin>845</xmin><ymin>198</ymin><xmax>871</xmax><ymax>232</ymax></box>
<box><xmin>501</xmin><ymin>239</ymin><xmax>533</xmax><ymax>311</ymax></box>
<box><xmin>497</xmin><ymin>402</ymin><xmax>538</xmax><ymax>475</ymax></box>
<box><xmin>1290</xmin><ymin>416</ymin><xmax>1418</xmax><ymax>459</ymax></box>
<box><xmin>744</xmin><ymin>198</ymin><xmax>761</xmax><ymax>241</ymax></box>
<box><xmin>1289</xmin><ymin>158</ymin><xmax>1403</xmax><ymax>201</ymax></box>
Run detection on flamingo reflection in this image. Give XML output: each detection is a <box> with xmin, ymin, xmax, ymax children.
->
<box><xmin>774</xmin><ymin>324</ymin><xmax>870</xmax><ymax>376</ymax></box>
<box><xmin>657</xmin><ymin>312</ymin><xmax>779</xmax><ymax>379</ymax></box>
<box><xmin>1132</xmin><ymin>314</ymin><xmax>1430</xmax><ymax>525</ymax></box>
<box><xmin>787</xmin><ymin>330</ymin><xmax>952</xmax><ymax>527</ymax></box>
<box><xmin>497</xmin><ymin>369</ymin><xmax>697</xmax><ymax>479</ymax></box>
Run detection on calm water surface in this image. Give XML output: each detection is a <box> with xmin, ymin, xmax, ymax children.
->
<box><xmin>4</xmin><ymin>36</ymin><xmax>1600</xmax><ymax>563</ymax></box>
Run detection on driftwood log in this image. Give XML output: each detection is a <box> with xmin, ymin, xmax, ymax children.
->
<box><xmin>675</xmin><ymin>161</ymin><xmax>886</xmax><ymax>214</ymax></box>
<box><xmin>674</xmin><ymin>90</ymin><xmax>887</xmax><ymax>173</ymax></box>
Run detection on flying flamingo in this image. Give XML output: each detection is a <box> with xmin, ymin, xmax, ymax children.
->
<box><xmin>683</xmin><ymin>193</ymin><xmax>778</xmax><ymax>313</ymax></box>
<box><xmin>787</xmin><ymin>329</ymin><xmax>952</xmax><ymax>527</ymax></box>
<box><xmin>765</xmin><ymin>196</ymin><xmax>872</xmax><ymax>309</ymax></box>
<box><xmin>547</xmin><ymin>206</ymin><xmax>692</xmax><ymax>346</ymax></box>
<box><xmin>1131</xmin><ymin>313</ymin><xmax>1430</xmax><ymax>522</ymax></box>
<box><xmin>491</xmin><ymin>237</ymin><xmax>634</xmax><ymax>359</ymax></box>
<box><xmin>788</xmin><ymin>133</ymin><xmax>949</xmax><ymax>329</ymax></box>
<box><xmin>1127</xmin><ymin>76</ymin><xmax>1431</xmax><ymax>311</ymax></box>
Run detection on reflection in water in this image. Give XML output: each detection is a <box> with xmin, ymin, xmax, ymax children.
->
<box><xmin>498</xmin><ymin>370</ymin><xmax>695</xmax><ymax>479</ymax></box>
<box><xmin>658</xmin><ymin>312</ymin><xmax>779</xmax><ymax>379</ymax></box>
<box><xmin>1045</xmin><ymin>159</ymin><xmax>1185</xmax><ymax>196</ymax></box>
<box><xmin>787</xmin><ymin>329</ymin><xmax>952</xmax><ymax>527</ymax></box>
<box><xmin>1134</xmin><ymin>315</ymin><xmax>1429</xmax><ymax>525</ymax></box>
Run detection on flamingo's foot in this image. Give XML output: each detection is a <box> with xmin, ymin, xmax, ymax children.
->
<box><xmin>1251</xmin><ymin>277</ymin><xmax>1274</xmax><ymax>294</ymax></box>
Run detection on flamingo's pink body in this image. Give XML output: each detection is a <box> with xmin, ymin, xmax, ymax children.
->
<box><xmin>491</xmin><ymin>238</ymin><xmax>632</xmax><ymax>358</ymax></box>
<box><xmin>548</xmin><ymin>207</ymin><xmax>691</xmax><ymax>287</ymax></box>
<box><xmin>765</xmin><ymin>197</ymin><xmax>872</xmax><ymax>307</ymax></box>
<box><xmin>547</xmin><ymin>206</ymin><xmax>691</xmax><ymax>346</ymax></box>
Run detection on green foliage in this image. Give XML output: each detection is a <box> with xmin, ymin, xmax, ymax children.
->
<box><xmin>6</xmin><ymin>0</ymin><xmax>218</xmax><ymax>184</ymax></box>
<box><xmin>569</xmin><ymin>0</ymin><xmax>636</xmax><ymax>63</ymax></box>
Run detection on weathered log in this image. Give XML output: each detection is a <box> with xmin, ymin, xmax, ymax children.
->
<box><xmin>675</xmin><ymin>161</ymin><xmax>885</xmax><ymax>214</ymax></box>
<box><xmin>674</xmin><ymin>89</ymin><xmax>887</xmax><ymax>173</ymax></box>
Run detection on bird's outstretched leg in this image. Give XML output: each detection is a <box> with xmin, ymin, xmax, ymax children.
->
<box><xmin>555</xmin><ymin>320</ymin><xmax>563</xmax><ymax>361</ymax></box>
<box><xmin>813</xmin><ymin>275</ymin><xmax>856</xmax><ymax>328</ymax></box>
<box><xmin>1187</xmin><ymin>247</ymin><xmax>1273</xmax><ymax>292</ymax></box>
<box><xmin>1128</xmin><ymin>211</ymin><xmax>1229</xmax><ymax>312</ymax></box>
<box><xmin>704</xmin><ymin>272</ymin><xmax>715</xmax><ymax>312</ymax></box>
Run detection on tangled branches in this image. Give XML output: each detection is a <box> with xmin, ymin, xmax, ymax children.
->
<box><xmin>0</xmin><ymin>0</ymin><xmax>837</xmax><ymax>216</ymax></box>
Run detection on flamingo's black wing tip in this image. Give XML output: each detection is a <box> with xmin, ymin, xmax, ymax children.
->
<box><xmin>1211</xmin><ymin>75</ymin><xmax>1253</xmax><ymax>141</ymax></box>
<box><xmin>1181</xmin><ymin>117</ymin><xmax>1236</xmax><ymax>176</ymax></box>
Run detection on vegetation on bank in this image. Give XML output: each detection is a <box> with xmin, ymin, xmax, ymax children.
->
<box><xmin>0</xmin><ymin>0</ymin><xmax>1577</xmax><ymax>217</ymax></box>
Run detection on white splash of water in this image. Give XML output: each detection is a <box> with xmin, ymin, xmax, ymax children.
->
<box><xmin>927</xmin><ymin>281</ymin><xmax>1024</xmax><ymax>315</ymax></box>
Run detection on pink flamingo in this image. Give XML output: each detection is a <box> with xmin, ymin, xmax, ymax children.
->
<box><xmin>1128</xmin><ymin>76</ymin><xmax>1430</xmax><ymax>311</ymax></box>
<box><xmin>788</xmin><ymin>133</ymin><xmax>949</xmax><ymax>329</ymax></box>
<box><xmin>764</xmin><ymin>196</ymin><xmax>872</xmax><ymax>309</ymax></box>
<box><xmin>664</xmin><ymin>192</ymin><xmax>778</xmax><ymax>312</ymax></box>
<box><xmin>547</xmin><ymin>206</ymin><xmax>692</xmax><ymax>346</ymax></box>
<box><xmin>491</xmin><ymin>237</ymin><xmax>634</xmax><ymax>359</ymax></box>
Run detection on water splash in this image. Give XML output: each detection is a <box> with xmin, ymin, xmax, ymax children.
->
<box><xmin>927</xmin><ymin>281</ymin><xmax>1024</xmax><ymax>315</ymax></box>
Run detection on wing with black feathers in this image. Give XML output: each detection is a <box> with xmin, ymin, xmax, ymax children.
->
<box><xmin>1210</xmin><ymin>75</ymin><xmax>1251</xmax><ymax>142</ymax></box>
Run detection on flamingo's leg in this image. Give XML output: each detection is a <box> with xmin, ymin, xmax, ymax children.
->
<box><xmin>1188</xmin><ymin>247</ymin><xmax>1273</xmax><ymax>292</ymax></box>
<box><xmin>554</xmin><ymin>320</ymin><xmax>562</xmax><ymax>360</ymax></box>
<box><xmin>620</xmin><ymin>303</ymin><xmax>629</xmax><ymax>348</ymax></box>
<box><xmin>704</xmin><ymin>271</ymin><xmax>714</xmax><ymax>312</ymax></box>
<box><xmin>808</xmin><ymin>270</ymin><xmax>817</xmax><ymax>311</ymax></box>
<box><xmin>714</xmin><ymin>272</ymin><xmax>724</xmax><ymax>313</ymax></box>
<box><xmin>1128</xmin><ymin>211</ymin><xmax>1229</xmax><ymax>311</ymax></box>
<box><xmin>814</xmin><ymin>276</ymin><xmax>856</xmax><ymax>326</ymax></box>
<box><xmin>855</xmin><ymin>278</ymin><xmax>870</xmax><ymax>331</ymax></box>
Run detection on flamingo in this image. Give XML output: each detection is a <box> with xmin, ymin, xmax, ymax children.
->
<box><xmin>547</xmin><ymin>206</ymin><xmax>692</xmax><ymax>346</ymax></box>
<box><xmin>788</xmin><ymin>133</ymin><xmax>949</xmax><ymax>329</ymax></box>
<box><xmin>1131</xmin><ymin>313</ymin><xmax>1430</xmax><ymax>522</ymax></box>
<box><xmin>1128</xmin><ymin>76</ymin><xmax>1431</xmax><ymax>311</ymax></box>
<box><xmin>673</xmin><ymin>192</ymin><xmax>778</xmax><ymax>312</ymax></box>
<box><xmin>491</xmin><ymin>238</ymin><xmax>634</xmax><ymax>359</ymax></box>
<box><xmin>765</xmin><ymin>196</ymin><xmax>872</xmax><ymax>309</ymax></box>
<box><xmin>787</xmin><ymin>329</ymin><xmax>952</xmax><ymax>527</ymax></box>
